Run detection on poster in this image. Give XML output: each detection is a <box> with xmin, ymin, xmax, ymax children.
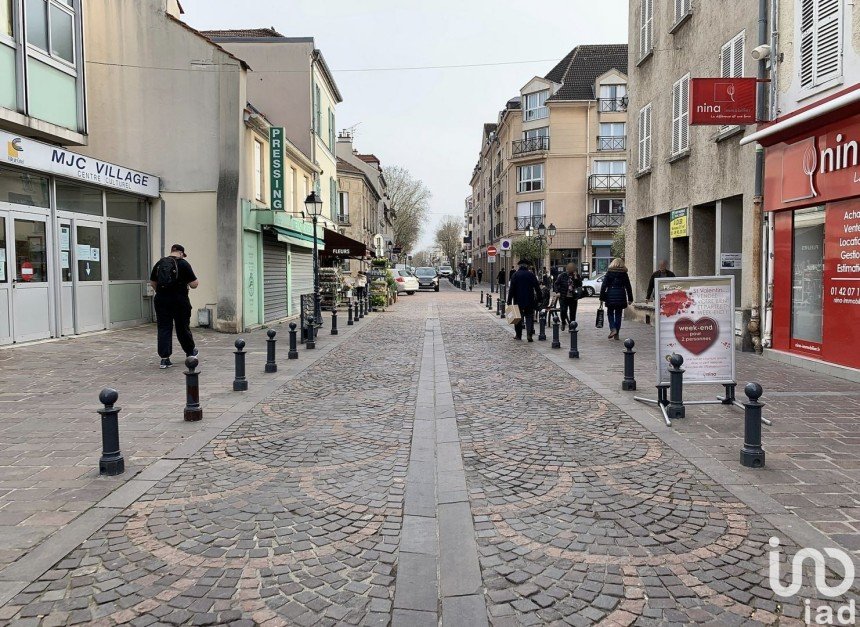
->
<box><xmin>60</xmin><ymin>251</ymin><xmax>70</xmax><ymax>269</ymax></box>
<box><xmin>655</xmin><ymin>276</ymin><xmax>735</xmax><ymax>385</ymax></box>
<box><xmin>720</xmin><ymin>252</ymin><xmax>742</xmax><ymax>269</ymax></box>
<box><xmin>670</xmin><ymin>208</ymin><xmax>688</xmax><ymax>238</ymax></box>
<box><xmin>75</xmin><ymin>244</ymin><xmax>91</xmax><ymax>260</ymax></box>
<box><xmin>59</xmin><ymin>227</ymin><xmax>70</xmax><ymax>251</ymax></box>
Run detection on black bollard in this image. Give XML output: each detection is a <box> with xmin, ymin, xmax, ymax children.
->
<box><xmin>265</xmin><ymin>329</ymin><xmax>278</xmax><ymax>372</ymax></box>
<box><xmin>666</xmin><ymin>354</ymin><xmax>685</xmax><ymax>420</ymax></box>
<box><xmin>365</xmin><ymin>294</ymin><xmax>371</xmax><ymax>314</ymax></box>
<box><xmin>347</xmin><ymin>302</ymin><xmax>354</xmax><ymax>325</ymax></box>
<box><xmin>353</xmin><ymin>301</ymin><xmax>360</xmax><ymax>324</ymax></box>
<box><xmin>486</xmin><ymin>294</ymin><xmax>491</xmax><ymax>310</ymax></box>
<box><xmin>568</xmin><ymin>321</ymin><xmax>579</xmax><ymax>359</ymax></box>
<box><xmin>462</xmin><ymin>280</ymin><xmax>466</xmax><ymax>292</ymax></box>
<box><xmin>480</xmin><ymin>290</ymin><xmax>484</xmax><ymax>303</ymax></box>
<box><xmin>184</xmin><ymin>356</ymin><xmax>203</xmax><ymax>422</ymax></box>
<box><xmin>233</xmin><ymin>338</ymin><xmax>248</xmax><ymax>391</ymax></box>
<box><xmin>551</xmin><ymin>315</ymin><xmax>561</xmax><ymax>349</ymax></box>
<box><xmin>331</xmin><ymin>308</ymin><xmax>339</xmax><ymax>335</ymax></box>
<box><xmin>306</xmin><ymin>316</ymin><xmax>316</xmax><ymax>350</ymax></box>
<box><xmin>360</xmin><ymin>297</ymin><xmax>365</xmax><ymax>319</ymax></box>
<box><xmin>97</xmin><ymin>388</ymin><xmax>124</xmax><ymax>476</ymax></box>
<box><xmin>622</xmin><ymin>338</ymin><xmax>637</xmax><ymax>391</ymax></box>
<box><xmin>538</xmin><ymin>310</ymin><xmax>547</xmax><ymax>341</ymax></box>
<box><xmin>498</xmin><ymin>296</ymin><xmax>504</xmax><ymax>318</ymax></box>
<box><xmin>288</xmin><ymin>322</ymin><xmax>299</xmax><ymax>359</ymax></box>
<box><xmin>740</xmin><ymin>383</ymin><xmax>766</xmax><ymax>468</ymax></box>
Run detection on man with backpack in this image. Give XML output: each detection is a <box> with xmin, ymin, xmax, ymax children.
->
<box><xmin>149</xmin><ymin>244</ymin><xmax>199</xmax><ymax>369</ymax></box>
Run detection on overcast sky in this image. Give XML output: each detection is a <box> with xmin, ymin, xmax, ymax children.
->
<box><xmin>180</xmin><ymin>0</ymin><xmax>628</xmax><ymax>249</ymax></box>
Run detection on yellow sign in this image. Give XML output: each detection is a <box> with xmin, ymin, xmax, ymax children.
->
<box><xmin>670</xmin><ymin>208</ymin><xmax>688</xmax><ymax>238</ymax></box>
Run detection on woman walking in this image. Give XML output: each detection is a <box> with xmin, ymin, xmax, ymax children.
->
<box><xmin>553</xmin><ymin>263</ymin><xmax>582</xmax><ymax>331</ymax></box>
<box><xmin>599</xmin><ymin>258</ymin><xmax>634</xmax><ymax>340</ymax></box>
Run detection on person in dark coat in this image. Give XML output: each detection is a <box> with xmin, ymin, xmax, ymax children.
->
<box><xmin>507</xmin><ymin>260</ymin><xmax>542</xmax><ymax>341</ymax></box>
<box><xmin>599</xmin><ymin>257</ymin><xmax>634</xmax><ymax>340</ymax></box>
<box><xmin>646</xmin><ymin>259</ymin><xmax>676</xmax><ymax>300</ymax></box>
<box><xmin>497</xmin><ymin>268</ymin><xmax>506</xmax><ymax>287</ymax></box>
<box><xmin>553</xmin><ymin>262</ymin><xmax>582</xmax><ymax>331</ymax></box>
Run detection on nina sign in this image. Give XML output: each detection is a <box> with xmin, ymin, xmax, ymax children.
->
<box><xmin>690</xmin><ymin>78</ymin><xmax>757</xmax><ymax>125</ymax></box>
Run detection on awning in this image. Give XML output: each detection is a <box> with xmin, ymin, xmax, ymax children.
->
<box><xmin>270</xmin><ymin>224</ymin><xmax>323</xmax><ymax>250</ymax></box>
<box><xmin>322</xmin><ymin>229</ymin><xmax>367</xmax><ymax>259</ymax></box>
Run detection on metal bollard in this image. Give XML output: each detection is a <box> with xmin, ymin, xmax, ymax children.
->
<box><xmin>480</xmin><ymin>290</ymin><xmax>484</xmax><ymax>303</ymax></box>
<box><xmin>353</xmin><ymin>301</ymin><xmax>360</xmax><ymax>324</ymax></box>
<box><xmin>347</xmin><ymin>302</ymin><xmax>354</xmax><ymax>325</ymax></box>
<box><xmin>486</xmin><ymin>294</ymin><xmax>492</xmax><ymax>310</ymax></box>
<box><xmin>498</xmin><ymin>297</ymin><xmax>504</xmax><ymax>318</ymax></box>
<box><xmin>331</xmin><ymin>308</ymin><xmax>339</xmax><ymax>335</ymax></box>
<box><xmin>265</xmin><ymin>329</ymin><xmax>278</xmax><ymax>372</ymax></box>
<box><xmin>184</xmin><ymin>356</ymin><xmax>203</xmax><ymax>422</ymax></box>
<box><xmin>568</xmin><ymin>321</ymin><xmax>579</xmax><ymax>358</ymax></box>
<box><xmin>97</xmin><ymin>388</ymin><xmax>124</xmax><ymax>476</ymax></box>
<box><xmin>740</xmin><ymin>383</ymin><xmax>766</xmax><ymax>468</ymax></box>
<box><xmin>622</xmin><ymin>338</ymin><xmax>636</xmax><ymax>391</ymax></box>
<box><xmin>360</xmin><ymin>297</ymin><xmax>365</xmax><ymax>319</ymax></box>
<box><xmin>306</xmin><ymin>316</ymin><xmax>316</xmax><ymax>349</ymax></box>
<box><xmin>288</xmin><ymin>322</ymin><xmax>299</xmax><ymax>359</ymax></box>
<box><xmin>233</xmin><ymin>338</ymin><xmax>248</xmax><ymax>391</ymax></box>
<box><xmin>551</xmin><ymin>315</ymin><xmax>561</xmax><ymax>349</ymax></box>
<box><xmin>666</xmin><ymin>354</ymin><xmax>685</xmax><ymax>420</ymax></box>
<box><xmin>538</xmin><ymin>310</ymin><xmax>547</xmax><ymax>341</ymax></box>
<box><xmin>365</xmin><ymin>294</ymin><xmax>372</xmax><ymax>314</ymax></box>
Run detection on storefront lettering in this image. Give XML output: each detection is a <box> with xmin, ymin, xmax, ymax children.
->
<box><xmin>50</xmin><ymin>149</ymin><xmax>151</xmax><ymax>191</ymax></box>
<box><xmin>820</xmin><ymin>134</ymin><xmax>859</xmax><ymax>174</ymax></box>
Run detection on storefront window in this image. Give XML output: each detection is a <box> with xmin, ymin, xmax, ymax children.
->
<box><xmin>56</xmin><ymin>180</ymin><xmax>103</xmax><ymax>216</ymax></box>
<box><xmin>791</xmin><ymin>206</ymin><xmax>825</xmax><ymax>343</ymax></box>
<box><xmin>106</xmin><ymin>192</ymin><xmax>147</xmax><ymax>222</ymax></box>
<box><xmin>592</xmin><ymin>245</ymin><xmax>613</xmax><ymax>274</ymax></box>
<box><xmin>107</xmin><ymin>222</ymin><xmax>147</xmax><ymax>280</ymax></box>
<box><xmin>0</xmin><ymin>168</ymin><xmax>50</xmax><ymax>208</ymax></box>
<box><xmin>550</xmin><ymin>249</ymin><xmax>580</xmax><ymax>271</ymax></box>
<box><xmin>14</xmin><ymin>218</ymin><xmax>47</xmax><ymax>282</ymax></box>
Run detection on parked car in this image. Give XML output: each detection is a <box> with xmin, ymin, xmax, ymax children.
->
<box><xmin>582</xmin><ymin>273</ymin><xmax>605</xmax><ymax>297</ymax></box>
<box><xmin>438</xmin><ymin>265</ymin><xmax>453</xmax><ymax>277</ymax></box>
<box><xmin>392</xmin><ymin>269</ymin><xmax>419</xmax><ymax>295</ymax></box>
<box><xmin>414</xmin><ymin>267</ymin><xmax>440</xmax><ymax>292</ymax></box>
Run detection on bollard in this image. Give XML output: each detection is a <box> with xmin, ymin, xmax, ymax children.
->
<box><xmin>359</xmin><ymin>297</ymin><xmax>365</xmax><ymax>319</ymax></box>
<box><xmin>486</xmin><ymin>294</ymin><xmax>492</xmax><ymax>310</ymax></box>
<box><xmin>306</xmin><ymin>316</ymin><xmax>316</xmax><ymax>350</ymax></box>
<box><xmin>347</xmin><ymin>301</ymin><xmax>354</xmax><ymax>325</ymax></box>
<box><xmin>367</xmin><ymin>294</ymin><xmax>373</xmax><ymax>313</ymax></box>
<box><xmin>233</xmin><ymin>338</ymin><xmax>248</xmax><ymax>391</ymax></box>
<box><xmin>265</xmin><ymin>329</ymin><xmax>278</xmax><ymax>372</ymax></box>
<box><xmin>551</xmin><ymin>315</ymin><xmax>561</xmax><ymax>349</ymax></box>
<box><xmin>538</xmin><ymin>310</ymin><xmax>547</xmax><ymax>341</ymax></box>
<box><xmin>666</xmin><ymin>354</ymin><xmax>685</xmax><ymax>420</ymax></box>
<box><xmin>622</xmin><ymin>338</ymin><xmax>637</xmax><ymax>391</ymax></box>
<box><xmin>568</xmin><ymin>321</ymin><xmax>579</xmax><ymax>359</ymax></box>
<box><xmin>288</xmin><ymin>322</ymin><xmax>299</xmax><ymax>359</ymax></box>
<box><xmin>97</xmin><ymin>388</ymin><xmax>124</xmax><ymax>476</ymax></box>
<box><xmin>480</xmin><ymin>290</ymin><xmax>484</xmax><ymax>304</ymax></box>
<box><xmin>184</xmin><ymin>356</ymin><xmax>203</xmax><ymax>422</ymax></box>
<box><xmin>331</xmin><ymin>308</ymin><xmax>339</xmax><ymax>335</ymax></box>
<box><xmin>497</xmin><ymin>297</ymin><xmax>504</xmax><ymax>318</ymax></box>
<box><xmin>461</xmin><ymin>280</ymin><xmax>466</xmax><ymax>292</ymax></box>
<box><xmin>353</xmin><ymin>301</ymin><xmax>360</xmax><ymax>324</ymax></box>
<box><xmin>740</xmin><ymin>383</ymin><xmax>766</xmax><ymax>468</ymax></box>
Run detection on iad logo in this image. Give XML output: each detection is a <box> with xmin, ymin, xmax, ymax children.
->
<box><xmin>768</xmin><ymin>536</ymin><xmax>856</xmax><ymax>625</ymax></box>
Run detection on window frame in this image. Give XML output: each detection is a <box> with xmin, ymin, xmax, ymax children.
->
<box><xmin>594</xmin><ymin>198</ymin><xmax>626</xmax><ymax>214</ymax></box>
<box><xmin>338</xmin><ymin>191</ymin><xmax>349</xmax><ymax>221</ymax></box>
<box><xmin>638</xmin><ymin>103</ymin><xmax>652</xmax><ymax>172</ymax></box>
<box><xmin>671</xmin><ymin>74</ymin><xmax>691</xmax><ymax>157</ymax></box>
<box><xmin>516</xmin><ymin>163</ymin><xmax>544</xmax><ymax>193</ymax></box>
<box><xmin>522</xmin><ymin>89</ymin><xmax>549</xmax><ymax>121</ymax></box>
<box><xmin>592</xmin><ymin>160</ymin><xmax>627</xmax><ymax>175</ymax></box>
<box><xmin>328</xmin><ymin>107</ymin><xmax>335</xmax><ymax>152</ymax></box>
<box><xmin>673</xmin><ymin>0</ymin><xmax>692</xmax><ymax>26</ymax></box>
<box><xmin>1</xmin><ymin>0</ymin><xmax>15</xmax><ymax>44</ymax></box>
<box><xmin>253</xmin><ymin>138</ymin><xmax>264</xmax><ymax>202</ymax></box>
<box><xmin>720</xmin><ymin>31</ymin><xmax>746</xmax><ymax>132</ymax></box>
<box><xmin>639</xmin><ymin>0</ymin><xmax>653</xmax><ymax>60</ymax></box>
<box><xmin>25</xmin><ymin>0</ymin><xmax>76</xmax><ymax>71</ymax></box>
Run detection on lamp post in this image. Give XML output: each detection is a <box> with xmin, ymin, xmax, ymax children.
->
<box><xmin>387</xmin><ymin>240</ymin><xmax>393</xmax><ymax>264</ymax></box>
<box><xmin>304</xmin><ymin>191</ymin><xmax>324</xmax><ymax>325</ymax></box>
<box><xmin>524</xmin><ymin>222</ymin><xmax>556</xmax><ymax>272</ymax></box>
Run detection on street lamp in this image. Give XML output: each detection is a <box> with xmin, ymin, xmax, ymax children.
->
<box><xmin>525</xmin><ymin>221</ymin><xmax>556</xmax><ymax>273</ymax></box>
<box><xmin>387</xmin><ymin>240</ymin><xmax>393</xmax><ymax>263</ymax></box>
<box><xmin>304</xmin><ymin>191</ymin><xmax>324</xmax><ymax>323</ymax></box>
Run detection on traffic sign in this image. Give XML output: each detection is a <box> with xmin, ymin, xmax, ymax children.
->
<box><xmin>500</xmin><ymin>238</ymin><xmax>512</xmax><ymax>251</ymax></box>
<box><xmin>488</xmin><ymin>256</ymin><xmax>496</xmax><ymax>264</ymax></box>
<box><xmin>487</xmin><ymin>245</ymin><xmax>497</xmax><ymax>257</ymax></box>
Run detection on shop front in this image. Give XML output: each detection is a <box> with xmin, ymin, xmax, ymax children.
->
<box><xmin>1</xmin><ymin>132</ymin><xmax>158</xmax><ymax>345</ymax></box>
<box><xmin>760</xmin><ymin>97</ymin><xmax>860</xmax><ymax>372</ymax></box>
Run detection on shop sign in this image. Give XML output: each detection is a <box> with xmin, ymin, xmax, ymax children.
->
<box><xmin>1</xmin><ymin>130</ymin><xmax>159</xmax><ymax>197</ymax></box>
<box><xmin>690</xmin><ymin>78</ymin><xmax>757</xmax><ymax>125</ymax></box>
<box><xmin>655</xmin><ymin>276</ymin><xmax>736</xmax><ymax>385</ymax></box>
<box><xmin>764</xmin><ymin>112</ymin><xmax>860</xmax><ymax>212</ymax></box>
<box><xmin>270</xmin><ymin>127</ymin><xmax>285</xmax><ymax>210</ymax></box>
<box><xmin>670</xmin><ymin>208</ymin><xmax>688</xmax><ymax>238</ymax></box>
<box><xmin>720</xmin><ymin>252</ymin><xmax>742</xmax><ymax>269</ymax></box>
<box><xmin>331</xmin><ymin>248</ymin><xmax>351</xmax><ymax>255</ymax></box>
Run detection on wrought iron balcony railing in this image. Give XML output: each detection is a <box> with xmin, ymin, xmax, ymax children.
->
<box><xmin>588</xmin><ymin>174</ymin><xmax>626</xmax><ymax>192</ymax></box>
<box><xmin>494</xmin><ymin>193</ymin><xmax>503</xmax><ymax>209</ymax></box>
<box><xmin>515</xmin><ymin>215</ymin><xmax>545</xmax><ymax>231</ymax></box>
<box><xmin>587</xmin><ymin>213</ymin><xmax>625</xmax><ymax>229</ymax></box>
<box><xmin>597</xmin><ymin>135</ymin><xmax>626</xmax><ymax>151</ymax></box>
<box><xmin>512</xmin><ymin>136</ymin><xmax>550</xmax><ymax>157</ymax></box>
<box><xmin>336</xmin><ymin>213</ymin><xmax>350</xmax><ymax>225</ymax></box>
<box><xmin>597</xmin><ymin>98</ymin><xmax>627</xmax><ymax>112</ymax></box>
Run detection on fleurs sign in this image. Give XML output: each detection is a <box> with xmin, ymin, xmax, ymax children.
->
<box><xmin>689</xmin><ymin>78</ymin><xmax>757</xmax><ymax>125</ymax></box>
<box><xmin>655</xmin><ymin>276</ymin><xmax>735</xmax><ymax>385</ymax></box>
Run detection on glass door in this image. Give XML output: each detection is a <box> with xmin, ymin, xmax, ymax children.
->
<box><xmin>10</xmin><ymin>213</ymin><xmax>52</xmax><ymax>342</ymax></box>
<box><xmin>58</xmin><ymin>220</ymin><xmax>74</xmax><ymax>335</ymax></box>
<box><xmin>70</xmin><ymin>219</ymin><xmax>107</xmax><ymax>333</ymax></box>
<box><xmin>0</xmin><ymin>214</ymin><xmax>10</xmax><ymax>345</ymax></box>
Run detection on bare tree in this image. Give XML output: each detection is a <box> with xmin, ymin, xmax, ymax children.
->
<box><xmin>384</xmin><ymin>166</ymin><xmax>431</xmax><ymax>254</ymax></box>
<box><xmin>435</xmin><ymin>216</ymin><xmax>462</xmax><ymax>267</ymax></box>
<box><xmin>411</xmin><ymin>250</ymin><xmax>434</xmax><ymax>267</ymax></box>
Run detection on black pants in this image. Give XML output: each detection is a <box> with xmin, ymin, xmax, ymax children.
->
<box><xmin>559</xmin><ymin>296</ymin><xmax>578</xmax><ymax>328</ymax></box>
<box><xmin>154</xmin><ymin>294</ymin><xmax>195</xmax><ymax>358</ymax></box>
<box><xmin>514</xmin><ymin>306</ymin><xmax>535</xmax><ymax>338</ymax></box>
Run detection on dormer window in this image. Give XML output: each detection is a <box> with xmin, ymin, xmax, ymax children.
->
<box><xmin>523</xmin><ymin>90</ymin><xmax>549</xmax><ymax>121</ymax></box>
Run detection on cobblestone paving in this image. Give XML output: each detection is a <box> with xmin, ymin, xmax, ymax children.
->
<box><xmin>0</xmin><ymin>304</ymin><xmax>423</xmax><ymax>626</ymax></box>
<box><xmin>438</xmin><ymin>293</ymin><xmax>858</xmax><ymax>626</ymax></box>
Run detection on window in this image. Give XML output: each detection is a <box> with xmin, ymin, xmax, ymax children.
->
<box><xmin>516</xmin><ymin>200</ymin><xmax>544</xmax><ymax>229</ymax></box>
<box><xmin>523</xmin><ymin>90</ymin><xmax>548</xmax><ymax>121</ymax></box>
<box><xmin>791</xmin><ymin>206</ymin><xmax>825</xmax><ymax>342</ymax></box>
<box><xmin>338</xmin><ymin>191</ymin><xmax>349</xmax><ymax>222</ymax></box>
<box><xmin>291</xmin><ymin>167</ymin><xmax>298</xmax><ymax>212</ymax></box>
<box><xmin>674</xmin><ymin>0</ymin><xmax>692</xmax><ymax>24</ymax></box>
<box><xmin>594</xmin><ymin>198</ymin><xmax>625</xmax><ymax>214</ymax></box>
<box><xmin>598</xmin><ymin>84</ymin><xmax>628</xmax><ymax>111</ymax></box>
<box><xmin>638</xmin><ymin>103</ymin><xmax>652</xmax><ymax>171</ymax></box>
<box><xmin>523</xmin><ymin>127</ymin><xmax>549</xmax><ymax>140</ymax></box>
<box><xmin>517</xmin><ymin>164</ymin><xmax>543</xmax><ymax>192</ymax></box>
<box><xmin>107</xmin><ymin>223</ymin><xmax>148</xmax><ymax>281</ymax></box>
<box><xmin>599</xmin><ymin>122</ymin><xmax>626</xmax><ymax>150</ymax></box>
<box><xmin>0</xmin><ymin>168</ymin><xmax>50</xmax><ymax>207</ymax></box>
<box><xmin>313</xmin><ymin>83</ymin><xmax>322</xmax><ymax>135</ymax></box>
<box><xmin>639</xmin><ymin>0</ymin><xmax>653</xmax><ymax>59</ymax></box>
<box><xmin>593</xmin><ymin>160</ymin><xmax>626</xmax><ymax>174</ymax></box>
<box><xmin>328</xmin><ymin>108</ymin><xmax>336</xmax><ymax>151</ymax></box>
<box><xmin>799</xmin><ymin>0</ymin><xmax>842</xmax><ymax>90</ymax></box>
<box><xmin>106</xmin><ymin>192</ymin><xmax>147</xmax><ymax>222</ymax></box>
<box><xmin>600</xmin><ymin>122</ymin><xmax>625</xmax><ymax>137</ymax></box>
<box><xmin>2</xmin><ymin>0</ymin><xmax>12</xmax><ymax>38</ymax></box>
<box><xmin>329</xmin><ymin>177</ymin><xmax>337</xmax><ymax>214</ymax></box>
<box><xmin>671</xmin><ymin>74</ymin><xmax>690</xmax><ymax>156</ymax></box>
<box><xmin>56</xmin><ymin>180</ymin><xmax>103</xmax><ymax>216</ymax></box>
<box><xmin>253</xmin><ymin>139</ymin><xmax>263</xmax><ymax>201</ymax></box>
<box><xmin>26</xmin><ymin>0</ymin><xmax>75</xmax><ymax>64</ymax></box>
<box><xmin>721</xmin><ymin>31</ymin><xmax>745</xmax><ymax>80</ymax></box>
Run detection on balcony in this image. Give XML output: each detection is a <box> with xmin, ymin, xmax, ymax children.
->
<box><xmin>597</xmin><ymin>136</ymin><xmax>626</xmax><ymax>151</ymax></box>
<box><xmin>597</xmin><ymin>98</ymin><xmax>627</xmax><ymax>113</ymax></box>
<box><xmin>336</xmin><ymin>213</ymin><xmax>350</xmax><ymax>225</ymax></box>
<box><xmin>512</xmin><ymin>136</ymin><xmax>550</xmax><ymax>158</ymax></box>
<box><xmin>588</xmin><ymin>213</ymin><xmax>625</xmax><ymax>229</ymax></box>
<box><xmin>515</xmin><ymin>215</ymin><xmax>545</xmax><ymax>231</ymax></box>
<box><xmin>588</xmin><ymin>174</ymin><xmax>626</xmax><ymax>192</ymax></box>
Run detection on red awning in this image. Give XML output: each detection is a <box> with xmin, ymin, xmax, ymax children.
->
<box><xmin>322</xmin><ymin>229</ymin><xmax>367</xmax><ymax>259</ymax></box>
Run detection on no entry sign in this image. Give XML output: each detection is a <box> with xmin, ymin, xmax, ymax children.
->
<box><xmin>487</xmin><ymin>245</ymin><xmax>497</xmax><ymax>257</ymax></box>
<box><xmin>690</xmin><ymin>78</ymin><xmax>757</xmax><ymax>126</ymax></box>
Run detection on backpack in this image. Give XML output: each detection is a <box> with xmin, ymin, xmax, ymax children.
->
<box><xmin>155</xmin><ymin>256</ymin><xmax>179</xmax><ymax>290</ymax></box>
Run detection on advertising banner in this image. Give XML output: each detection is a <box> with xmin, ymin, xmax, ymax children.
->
<box><xmin>670</xmin><ymin>208</ymin><xmax>688</xmax><ymax>238</ymax></box>
<box><xmin>689</xmin><ymin>78</ymin><xmax>757</xmax><ymax>125</ymax></box>
<box><xmin>655</xmin><ymin>276</ymin><xmax>735</xmax><ymax>385</ymax></box>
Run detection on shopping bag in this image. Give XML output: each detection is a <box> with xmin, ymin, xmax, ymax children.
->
<box><xmin>595</xmin><ymin>305</ymin><xmax>605</xmax><ymax>329</ymax></box>
<box><xmin>505</xmin><ymin>303</ymin><xmax>522</xmax><ymax>325</ymax></box>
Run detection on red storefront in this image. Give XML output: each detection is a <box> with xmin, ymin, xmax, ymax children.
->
<box><xmin>755</xmin><ymin>85</ymin><xmax>860</xmax><ymax>371</ymax></box>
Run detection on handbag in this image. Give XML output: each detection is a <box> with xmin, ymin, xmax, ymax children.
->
<box><xmin>505</xmin><ymin>303</ymin><xmax>522</xmax><ymax>325</ymax></box>
<box><xmin>572</xmin><ymin>286</ymin><xmax>584</xmax><ymax>300</ymax></box>
<box><xmin>595</xmin><ymin>304</ymin><xmax>605</xmax><ymax>329</ymax></box>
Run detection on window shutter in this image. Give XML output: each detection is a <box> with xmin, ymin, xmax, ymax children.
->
<box><xmin>733</xmin><ymin>32</ymin><xmax>745</xmax><ymax>77</ymax></box>
<box><xmin>674</xmin><ymin>0</ymin><xmax>682</xmax><ymax>22</ymax></box>
<box><xmin>640</xmin><ymin>0</ymin><xmax>653</xmax><ymax>58</ymax></box>
<box><xmin>799</xmin><ymin>0</ymin><xmax>815</xmax><ymax>87</ymax></box>
<box><xmin>671</xmin><ymin>81</ymin><xmax>680</xmax><ymax>155</ymax></box>
<box><xmin>644</xmin><ymin>105</ymin><xmax>651</xmax><ymax>168</ymax></box>
<box><xmin>680</xmin><ymin>75</ymin><xmax>689</xmax><ymax>151</ymax></box>
<box><xmin>721</xmin><ymin>41</ymin><xmax>731</xmax><ymax>78</ymax></box>
<box><xmin>815</xmin><ymin>0</ymin><xmax>842</xmax><ymax>84</ymax></box>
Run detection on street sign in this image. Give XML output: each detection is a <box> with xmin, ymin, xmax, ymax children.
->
<box><xmin>500</xmin><ymin>238</ymin><xmax>512</xmax><ymax>251</ymax></box>
<box><xmin>392</xmin><ymin>247</ymin><xmax>402</xmax><ymax>255</ymax></box>
<box><xmin>488</xmin><ymin>256</ymin><xmax>496</xmax><ymax>264</ymax></box>
<box><xmin>690</xmin><ymin>78</ymin><xmax>757</xmax><ymax>126</ymax></box>
<box><xmin>487</xmin><ymin>245</ymin><xmax>497</xmax><ymax>257</ymax></box>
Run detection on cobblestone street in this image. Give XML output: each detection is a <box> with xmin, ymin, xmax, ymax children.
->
<box><xmin>0</xmin><ymin>284</ymin><xmax>858</xmax><ymax>625</ymax></box>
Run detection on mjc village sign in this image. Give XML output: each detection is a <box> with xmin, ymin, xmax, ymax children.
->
<box><xmin>689</xmin><ymin>78</ymin><xmax>757</xmax><ymax>126</ymax></box>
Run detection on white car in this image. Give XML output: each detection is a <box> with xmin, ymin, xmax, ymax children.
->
<box><xmin>392</xmin><ymin>269</ymin><xmax>419</xmax><ymax>295</ymax></box>
<box><xmin>582</xmin><ymin>273</ymin><xmax>605</xmax><ymax>297</ymax></box>
<box><xmin>438</xmin><ymin>265</ymin><xmax>453</xmax><ymax>277</ymax></box>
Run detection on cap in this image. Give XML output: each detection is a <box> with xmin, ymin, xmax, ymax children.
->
<box><xmin>170</xmin><ymin>244</ymin><xmax>187</xmax><ymax>258</ymax></box>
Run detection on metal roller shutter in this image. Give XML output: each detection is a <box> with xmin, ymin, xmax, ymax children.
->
<box><xmin>263</xmin><ymin>233</ymin><xmax>288</xmax><ymax>322</ymax></box>
<box><xmin>290</xmin><ymin>248</ymin><xmax>314</xmax><ymax>316</ymax></box>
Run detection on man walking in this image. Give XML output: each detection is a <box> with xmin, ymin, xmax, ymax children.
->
<box><xmin>150</xmin><ymin>244</ymin><xmax>199</xmax><ymax>369</ymax></box>
<box><xmin>507</xmin><ymin>259</ymin><xmax>542</xmax><ymax>342</ymax></box>
<box><xmin>646</xmin><ymin>260</ymin><xmax>676</xmax><ymax>301</ymax></box>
